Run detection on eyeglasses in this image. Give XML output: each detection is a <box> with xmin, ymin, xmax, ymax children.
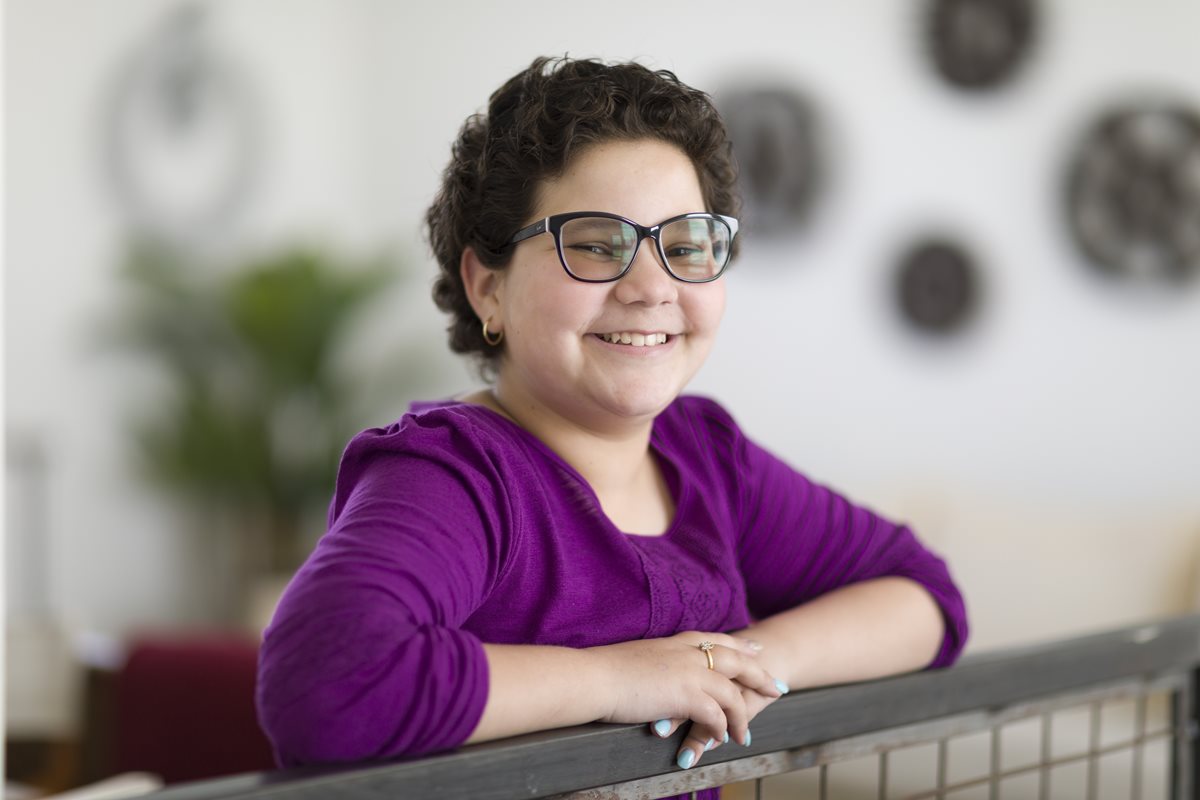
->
<box><xmin>507</xmin><ymin>211</ymin><xmax>739</xmax><ymax>283</ymax></box>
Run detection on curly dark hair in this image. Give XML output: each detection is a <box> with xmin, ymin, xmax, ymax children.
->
<box><xmin>425</xmin><ymin>56</ymin><xmax>740</xmax><ymax>375</ymax></box>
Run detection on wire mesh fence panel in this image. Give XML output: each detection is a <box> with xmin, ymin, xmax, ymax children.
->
<box><xmin>719</xmin><ymin>681</ymin><xmax>1183</xmax><ymax>800</ymax></box>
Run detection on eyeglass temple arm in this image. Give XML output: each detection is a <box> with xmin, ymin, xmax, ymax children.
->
<box><xmin>509</xmin><ymin>218</ymin><xmax>549</xmax><ymax>246</ymax></box>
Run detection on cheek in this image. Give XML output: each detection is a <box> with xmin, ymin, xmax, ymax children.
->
<box><xmin>505</xmin><ymin>279</ymin><xmax>601</xmax><ymax>341</ymax></box>
<box><xmin>689</xmin><ymin>284</ymin><xmax>727</xmax><ymax>334</ymax></box>
<box><xmin>711</xmin><ymin>285</ymin><xmax>727</xmax><ymax>326</ymax></box>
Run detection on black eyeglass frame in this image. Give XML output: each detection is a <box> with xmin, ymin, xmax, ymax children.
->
<box><xmin>507</xmin><ymin>211</ymin><xmax>740</xmax><ymax>284</ymax></box>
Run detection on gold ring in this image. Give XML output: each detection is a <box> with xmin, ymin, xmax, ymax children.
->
<box><xmin>698</xmin><ymin>641</ymin><xmax>715</xmax><ymax>670</ymax></box>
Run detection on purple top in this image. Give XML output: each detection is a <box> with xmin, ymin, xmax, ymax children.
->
<box><xmin>257</xmin><ymin>396</ymin><xmax>968</xmax><ymax>791</ymax></box>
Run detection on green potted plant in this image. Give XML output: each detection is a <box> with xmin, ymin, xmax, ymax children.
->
<box><xmin>109</xmin><ymin>238</ymin><xmax>418</xmax><ymax>624</ymax></box>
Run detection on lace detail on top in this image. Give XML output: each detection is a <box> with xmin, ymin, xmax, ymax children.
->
<box><xmin>632</xmin><ymin>522</ymin><xmax>744</xmax><ymax>636</ymax></box>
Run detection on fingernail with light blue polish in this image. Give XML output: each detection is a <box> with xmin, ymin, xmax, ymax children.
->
<box><xmin>742</xmin><ymin>729</ymin><xmax>752</xmax><ymax>747</ymax></box>
<box><xmin>722</xmin><ymin>731</ymin><xmax>730</xmax><ymax>744</ymax></box>
<box><xmin>774</xmin><ymin>678</ymin><xmax>790</xmax><ymax>694</ymax></box>
<box><xmin>653</xmin><ymin>719</ymin><xmax>671</xmax><ymax>737</ymax></box>
<box><xmin>704</xmin><ymin>738</ymin><xmax>715</xmax><ymax>751</ymax></box>
<box><xmin>678</xmin><ymin>749</ymin><xmax>696</xmax><ymax>769</ymax></box>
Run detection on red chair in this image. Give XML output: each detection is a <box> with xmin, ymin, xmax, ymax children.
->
<box><xmin>113</xmin><ymin>633</ymin><xmax>276</xmax><ymax>783</ymax></box>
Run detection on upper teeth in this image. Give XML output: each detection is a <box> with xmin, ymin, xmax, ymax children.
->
<box><xmin>600</xmin><ymin>332</ymin><xmax>669</xmax><ymax>346</ymax></box>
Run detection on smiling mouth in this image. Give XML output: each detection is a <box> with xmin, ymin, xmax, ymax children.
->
<box><xmin>596</xmin><ymin>332</ymin><xmax>671</xmax><ymax>347</ymax></box>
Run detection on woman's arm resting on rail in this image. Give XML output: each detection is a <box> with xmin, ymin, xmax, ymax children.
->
<box><xmin>464</xmin><ymin>644</ymin><xmax>610</xmax><ymax>745</ymax></box>
<box><xmin>466</xmin><ymin>633</ymin><xmax>785</xmax><ymax>747</ymax></box>
<box><xmin>734</xmin><ymin>575</ymin><xmax>945</xmax><ymax>691</ymax></box>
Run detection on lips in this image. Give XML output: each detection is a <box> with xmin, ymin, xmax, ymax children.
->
<box><xmin>596</xmin><ymin>332</ymin><xmax>670</xmax><ymax>347</ymax></box>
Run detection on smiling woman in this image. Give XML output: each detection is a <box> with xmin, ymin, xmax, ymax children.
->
<box><xmin>255</xmin><ymin>57</ymin><xmax>969</xmax><ymax>799</ymax></box>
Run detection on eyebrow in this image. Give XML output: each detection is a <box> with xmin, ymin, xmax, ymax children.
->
<box><xmin>561</xmin><ymin>219</ymin><xmax>624</xmax><ymax>235</ymax></box>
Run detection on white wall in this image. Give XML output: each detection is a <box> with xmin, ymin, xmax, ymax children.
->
<box><xmin>5</xmin><ymin>0</ymin><xmax>1199</xmax><ymax>654</ymax></box>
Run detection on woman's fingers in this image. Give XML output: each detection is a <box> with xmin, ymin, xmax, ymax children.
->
<box><xmin>667</xmin><ymin>633</ymin><xmax>787</xmax><ymax>769</ymax></box>
<box><xmin>650</xmin><ymin>717</ymin><xmax>683</xmax><ymax>738</ymax></box>
<box><xmin>733</xmin><ymin>637</ymin><xmax>764</xmax><ymax>656</ymax></box>
<box><xmin>676</xmin><ymin>717</ymin><xmax>749</xmax><ymax>769</ymax></box>
<box><xmin>728</xmin><ymin>655</ymin><xmax>790</xmax><ymax>700</ymax></box>
<box><xmin>701</xmin><ymin>637</ymin><xmax>787</xmax><ymax>701</ymax></box>
<box><xmin>670</xmin><ymin>668</ymin><xmax>754</xmax><ymax>770</ymax></box>
<box><xmin>649</xmin><ymin>679</ymin><xmax>744</xmax><ymax>770</ymax></box>
<box><xmin>650</xmin><ymin>718</ymin><xmax>724</xmax><ymax>769</ymax></box>
<box><xmin>705</xmin><ymin>632</ymin><xmax>763</xmax><ymax>659</ymax></box>
<box><xmin>677</xmin><ymin>724</ymin><xmax>718</xmax><ymax>769</ymax></box>
<box><xmin>622</xmin><ymin>632</ymin><xmax>787</xmax><ymax>770</ymax></box>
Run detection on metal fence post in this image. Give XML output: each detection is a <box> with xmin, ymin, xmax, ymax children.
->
<box><xmin>1191</xmin><ymin>666</ymin><xmax>1200</xmax><ymax>800</ymax></box>
<box><xmin>1170</xmin><ymin>667</ymin><xmax>1198</xmax><ymax>800</ymax></box>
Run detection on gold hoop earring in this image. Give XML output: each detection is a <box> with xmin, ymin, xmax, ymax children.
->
<box><xmin>482</xmin><ymin>317</ymin><xmax>504</xmax><ymax>346</ymax></box>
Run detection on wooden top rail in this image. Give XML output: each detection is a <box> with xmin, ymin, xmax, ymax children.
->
<box><xmin>145</xmin><ymin>614</ymin><xmax>1200</xmax><ymax>800</ymax></box>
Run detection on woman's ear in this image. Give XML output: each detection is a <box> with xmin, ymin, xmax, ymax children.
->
<box><xmin>460</xmin><ymin>246</ymin><xmax>505</xmax><ymax>325</ymax></box>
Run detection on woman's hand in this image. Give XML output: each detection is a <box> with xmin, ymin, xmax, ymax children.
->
<box><xmin>587</xmin><ymin>631</ymin><xmax>788</xmax><ymax>769</ymax></box>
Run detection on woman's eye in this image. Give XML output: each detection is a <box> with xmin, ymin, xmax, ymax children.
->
<box><xmin>666</xmin><ymin>244</ymin><xmax>708</xmax><ymax>261</ymax></box>
<box><xmin>569</xmin><ymin>242</ymin><xmax>613</xmax><ymax>256</ymax></box>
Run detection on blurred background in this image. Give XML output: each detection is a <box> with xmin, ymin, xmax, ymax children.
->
<box><xmin>4</xmin><ymin>0</ymin><xmax>1199</xmax><ymax>795</ymax></box>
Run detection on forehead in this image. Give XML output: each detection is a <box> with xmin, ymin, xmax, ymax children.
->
<box><xmin>531</xmin><ymin>139</ymin><xmax>706</xmax><ymax>222</ymax></box>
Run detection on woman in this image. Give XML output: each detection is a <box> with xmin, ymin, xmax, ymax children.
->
<box><xmin>256</xmin><ymin>56</ymin><xmax>968</xmax><ymax>792</ymax></box>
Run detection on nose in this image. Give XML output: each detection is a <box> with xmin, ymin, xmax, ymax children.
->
<box><xmin>613</xmin><ymin>238</ymin><xmax>678</xmax><ymax>306</ymax></box>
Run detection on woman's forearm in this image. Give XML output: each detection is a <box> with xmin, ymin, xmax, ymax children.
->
<box><xmin>464</xmin><ymin>643</ymin><xmax>611</xmax><ymax>745</ymax></box>
<box><xmin>739</xmin><ymin>577</ymin><xmax>946</xmax><ymax>691</ymax></box>
<box><xmin>465</xmin><ymin>578</ymin><xmax>944</xmax><ymax>747</ymax></box>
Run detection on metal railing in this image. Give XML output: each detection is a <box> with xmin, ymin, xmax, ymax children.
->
<box><xmin>143</xmin><ymin>615</ymin><xmax>1200</xmax><ymax>800</ymax></box>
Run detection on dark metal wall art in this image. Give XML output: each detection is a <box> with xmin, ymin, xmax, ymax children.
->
<box><xmin>926</xmin><ymin>0</ymin><xmax>1037</xmax><ymax>91</ymax></box>
<box><xmin>718</xmin><ymin>87</ymin><xmax>822</xmax><ymax>237</ymax></box>
<box><xmin>1065</xmin><ymin>103</ymin><xmax>1200</xmax><ymax>284</ymax></box>
<box><xmin>103</xmin><ymin>2</ymin><xmax>261</xmax><ymax>245</ymax></box>
<box><xmin>895</xmin><ymin>238</ymin><xmax>982</xmax><ymax>335</ymax></box>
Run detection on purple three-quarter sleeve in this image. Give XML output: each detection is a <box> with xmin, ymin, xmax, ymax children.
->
<box><xmin>256</xmin><ymin>417</ymin><xmax>513</xmax><ymax>765</ymax></box>
<box><xmin>715</xmin><ymin>406</ymin><xmax>969</xmax><ymax>668</ymax></box>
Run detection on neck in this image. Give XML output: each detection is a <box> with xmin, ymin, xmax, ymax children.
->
<box><xmin>487</xmin><ymin>382</ymin><xmax>658</xmax><ymax>498</ymax></box>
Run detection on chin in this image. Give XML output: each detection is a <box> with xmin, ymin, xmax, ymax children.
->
<box><xmin>598</xmin><ymin>385</ymin><xmax>680</xmax><ymax>421</ymax></box>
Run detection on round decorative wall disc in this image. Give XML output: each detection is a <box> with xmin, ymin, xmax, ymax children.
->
<box><xmin>926</xmin><ymin>0</ymin><xmax>1037</xmax><ymax>90</ymax></box>
<box><xmin>896</xmin><ymin>238</ymin><xmax>981</xmax><ymax>334</ymax></box>
<box><xmin>719</xmin><ymin>87</ymin><xmax>822</xmax><ymax>238</ymax></box>
<box><xmin>1065</xmin><ymin>103</ymin><xmax>1200</xmax><ymax>284</ymax></box>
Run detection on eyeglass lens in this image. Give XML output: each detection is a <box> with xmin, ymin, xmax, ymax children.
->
<box><xmin>558</xmin><ymin>217</ymin><xmax>731</xmax><ymax>281</ymax></box>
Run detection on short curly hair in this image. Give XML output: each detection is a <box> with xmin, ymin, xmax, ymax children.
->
<box><xmin>425</xmin><ymin>56</ymin><xmax>739</xmax><ymax>376</ymax></box>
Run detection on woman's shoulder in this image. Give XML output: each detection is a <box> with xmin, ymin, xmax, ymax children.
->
<box><xmin>354</xmin><ymin>399</ymin><xmax>515</xmax><ymax>445</ymax></box>
<box><xmin>330</xmin><ymin>400</ymin><xmax>530</xmax><ymax>522</ymax></box>
<box><xmin>338</xmin><ymin>400</ymin><xmax>527</xmax><ymax>478</ymax></box>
